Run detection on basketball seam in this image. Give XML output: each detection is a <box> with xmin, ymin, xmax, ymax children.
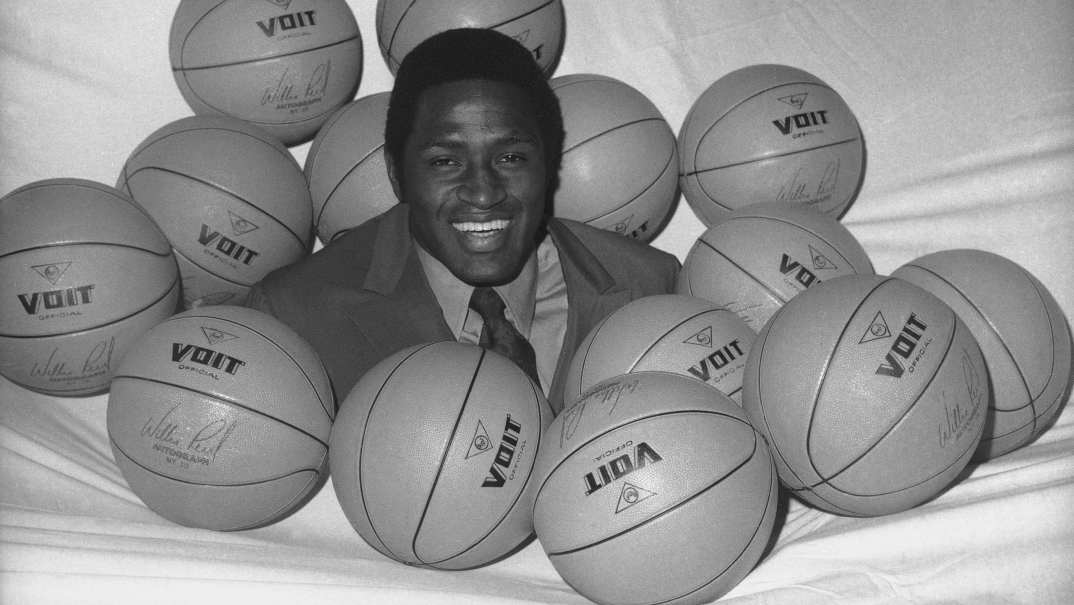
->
<box><xmin>413</xmin><ymin>348</ymin><xmax>485</xmax><ymax>566</ymax></box>
<box><xmin>175</xmin><ymin>0</ymin><xmax>231</xmax><ymax>71</ymax></box>
<box><xmin>110</xmin><ymin>374</ymin><xmax>329</xmax><ymax>449</ymax></box>
<box><xmin>384</xmin><ymin>0</ymin><xmax>420</xmax><ymax>69</ymax></box>
<box><xmin>168</xmin><ymin>313</ymin><xmax>335</xmax><ymax>422</ymax></box>
<box><xmin>719</xmin><ymin>213</ymin><xmax>868</xmax><ymax>272</ymax></box>
<box><xmin>695</xmin><ymin>238</ymin><xmax>786</xmax><ymax>308</ymax></box>
<box><xmin>687</xmin><ymin>80</ymin><xmax>829</xmax><ymax>174</ymax></box>
<box><xmin>425</xmin><ymin>371</ymin><xmax>549</xmax><ymax>570</ymax></box>
<box><xmin>532</xmin><ymin>409</ymin><xmax>750</xmax><ymax>529</ymax></box>
<box><xmin>688</xmin><ymin>136</ymin><xmax>860</xmax><ymax>176</ymax></box>
<box><xmin>0</xmin><ymin>278</ymin><xmax>179</xmax><ymax>339</ymax></box>
<box><xmin>806</xmin><ymin>301</ymin><xmax>963</xmax><ymax>490</ymax></box>
<box><xmin>174</xmin><ymin>35</ymin><xmax>361</xmax><ymax>72</ymax></box>
<box><xmin>124</xmin><ymin>165</ymin><xmax>308</xmax><ymax>252</ymax></box>
<box><xmin>4</xmin><ymin>180</ymin><xmax>172</xmax><ymax>245</ymax></box>
<box><xmin>386</xmin><ymin>1</ymin><xmax>558</xmax><ymax>67</ymax></box>
<box><xmin>562</xmin><ymin>117</ymin><xmax>666</xmax><ymax>154</ymax></box>
<box><xmin>801</xmin><ymin>277</ymin><xmax>891</xmax><ymax>485</ymax></box>
<box><xmin>544</xmin><ymin>417</ymin><xmax>760</xmax><ymax>557</ymax></box>
<box><xmin>109</xmin><ymin>437</ymin><xmax>321</xmax><ymax>487</ymax></box>
<box><xmin>317</xmin><ymin>143</ymin><xmax>387</xmax><ymax>231</ymax></box>
<box><xmin>358</xmin><ymin>342</ymin><xmax>438</xmax><ymax>562</ymax></box>
<box><xmin>626</xmin><ymin>308</ymin><xmax>721</xmax><ymax>374</ymax></box>
<box><xmin>124</xmin><ymin>124</ymin><xmax>297</xmax><ymax>181</ymax></box>
<box><xmin>576</xmin><ymin>312</ymin><xmax>617</xmax><ymax>400</ymax></box>
<box><xmin>901</xmin><ymin>263</ymin><xmax>1035</xmax><ymax>406</ymax></box>
<box><xmin>582</xmin><ymin>132</ymin><xmax>677</xmax><ymax>225</ymax></box>
<box><xmin>0</xmin><ymin>241</ymin><xmax>175</xmax><ymax>261</ymax></box>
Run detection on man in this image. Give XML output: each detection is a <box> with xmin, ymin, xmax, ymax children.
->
<box><xmin>247</xmin><ymin>28</ymin><xmax>679</xmax><ymax>414</ymax></box>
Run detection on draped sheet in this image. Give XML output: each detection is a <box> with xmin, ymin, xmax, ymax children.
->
<box><xmin>2</xmin><ymin>2</ymin><xmax>1072</xmax><ymax>603</ymax></box>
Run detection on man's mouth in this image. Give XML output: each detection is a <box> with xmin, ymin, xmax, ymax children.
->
<box><xmin>452</xmin><ymin>219</ymin><xmax>512</xmax><ymax>234</ymax></box>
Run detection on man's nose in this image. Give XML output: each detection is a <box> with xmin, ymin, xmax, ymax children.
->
<box><xmin>457</xmin><ymin>164</ymin><xmax>506</xmax><ymax>208</ymax></box>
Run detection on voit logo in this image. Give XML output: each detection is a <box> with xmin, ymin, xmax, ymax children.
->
<box><xmin>171</xmin><ymin>325</ymin><xmax>245</xmax><ymax>379</ymax></box>
<box><xmin>468</xmin><ymin>414</ymin><xmax>524</xmax><ymax>488</ymax></box>
<box><xmin>583</xmin><ymin>441</ymin><xmax>662</xmax><ymax>497</ymax></box>
<box><xmin>772</xmin><ymin>93</ymin><xmax>830</xmax><ymax>137</ymax></box>
<box><xmin>17</xmin><ymin>262</ymin><xmax>95</xmax><ymax>317</ymax></box>
<box><xmin>875</xmin><ymin>312</ymin><xmax>929</xmax><ymax>378</ymax></box>
<box><xmin>779</xmin><ymin>245</ymin><xmax>837</xmax><ymax>289</ymax></box>
<box><xmin>257</xmin><ymin>1</ymin><xmax>318</xmax><ymax>38</ymax></box>
<box><xmin>197</xmin><ymin>211</ymin><xmax>261</xmax><ymax>267</ymax></box>
<box><xmin>511</xmin><ymin>29</ymin><xmax>547</xmax><ymax>65</ymax></box>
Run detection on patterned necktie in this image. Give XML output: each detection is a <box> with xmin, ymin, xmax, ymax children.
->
<box><xmin>469</xmin><ymin>286</ymin><xmax>541</xmax><ymax>386</ymax></box>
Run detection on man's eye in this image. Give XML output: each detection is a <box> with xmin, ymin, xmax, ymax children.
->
<box><xmin>429</xmin><ymin>157</ymin><xmax>457</xmax><ymax>167</ymax></box>
<box><xmin>499</xmin><ymin>153</ymin><xmax>526</xmax><ymax>164</ymax></box>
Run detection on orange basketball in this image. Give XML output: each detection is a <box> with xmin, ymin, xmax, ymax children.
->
<box><xmin>330</xmin><ymin>341</ymin><xmax>552</xmax><ymax>569</ymax></box>
<box><xmin>742</xmin><ymin>275</ymin><xmax>989</xmax><ymax>516</ymax></box>
<box><xmin>107</xmin><ymin>305</ymin><xmax>334</xmax><ymax>530</ymax></box>
<box><xmin>0</xmin><ymin>179</ymin><xmax>179</xmax><ymax>396</ymax></box>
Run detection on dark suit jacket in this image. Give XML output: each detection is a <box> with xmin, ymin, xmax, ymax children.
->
<box><xmin>246</xmin><ymin>204</ymin><xmax>679</xmax><ymax>413</ymax></box>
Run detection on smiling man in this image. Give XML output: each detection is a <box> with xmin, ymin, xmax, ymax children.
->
<box><xmin>246</xmin><ymin>28</ymin><xmax>679</xmax><ymax>414</ymax></box>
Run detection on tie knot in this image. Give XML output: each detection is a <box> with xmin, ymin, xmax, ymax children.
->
<box><xmin>469</xmin><ymin>286</ymin><xmax>507</xmax><ymax>320</ymax></box>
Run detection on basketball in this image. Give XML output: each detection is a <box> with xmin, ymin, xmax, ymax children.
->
<box><xmin>118</xmin><ymin>115</ymin><xmax>313</xmax><ymax>309</ymax></box>
<box><xmin>376</xmin><ymin>0</ymin><xmax>565</xmax><ymax>76</ymax></box>
<box><xmin>679</xmin><ymin>64</ymin><xmax>865</xmax><ymax>226</ymax></box>
<box><xmin>563</xmin><ymin>294</ymin><xmax>756</xmax><ymax>407</ymax></box>
<box><xmin>330</xmin><ymin>341</ymin><xmax>552</xmax><ymax>570</ymax></box>
<box><xmin>677</xmin><ymin>202</ymin><xmax>873</xmax><ymax>331</ymax></box>
<box><xmin>533</xmin><ymin>371</ymin><xmax>778</xmax><ymax>605</ymax></box>
<box><xmin>892</xmin><ymin>249</ymin><xmax>1073</xmax><ymax>460</ymax></box>
<box><xmin>169</xmin><ymin>0</ymin><xmax>363</xmax><ymax>146</ymax></box>
<box><xmin>304</xmin><ymin>92</ymin><xmax>397</xmax><ymax>245</ymax></box>
<box><xmin>106</xmin><ymin>305</ymin><xmax>335</xmax><ymax>530</ymax></box>
<box><xmin>742</xmin><ymin>274</ymin><xmax>990</xmax><ymax>516</ymax></box>
<box><xmin>550</xmin><ymin>73</ymin><xmax>679</xmax><ymax>241</ymax></box>
<box><xmin>0</xmin><ymin>179</ymin><xmax>179</xmax><ymax>396</ymax></box>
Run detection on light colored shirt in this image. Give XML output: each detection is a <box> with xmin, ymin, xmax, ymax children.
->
<box><xmin>415</xmin><ymin>237</ymin><xmax>568</xmax><ymax>394</ymax></box>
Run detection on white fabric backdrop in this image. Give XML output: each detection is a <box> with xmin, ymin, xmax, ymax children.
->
<box><xmin>2</xmin><ymin>1</ymin><xmax>1073</xmax><ymax>604</ymax></box>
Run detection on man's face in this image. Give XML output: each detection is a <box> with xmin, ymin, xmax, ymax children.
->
<box><xmin>387</xmin><ymin>79</ymin><xmax>548</xmax><ymax>286</ymax></box>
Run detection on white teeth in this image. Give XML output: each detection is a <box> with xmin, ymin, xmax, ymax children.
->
<box><xmin>453</xmin><ymin>219</ymin><xmax>510</xmax><ymax>233</ymax></box>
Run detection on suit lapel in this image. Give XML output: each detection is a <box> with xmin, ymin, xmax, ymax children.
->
<box><xmin>342</xmin><ymin>206</ymin><xmax>453</xmax><ymax>358</ymax></box>
<box><xmin>547</xmin><ymin>220</ymin><xmax>632</xmax><ymax>410</ymax></box>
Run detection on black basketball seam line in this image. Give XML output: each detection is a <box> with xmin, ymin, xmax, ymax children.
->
<box><xmin>901</xmin><ymin>263</ymin><xmax>1036</xmax><ymax>406</ymax></box>
<box><xmin>720</xmin><ymin>213</ymin><xmax>869</xmax><ymax>272</ymax></box>
<box><xmin>3</xmin><ymin>180</ymin><xmax>171</xmax><ymax>244</ymax></box>
<box><xmin>545</xmin><ymin>426</ymin><xmax>761</xmax><ymax>558</ymax></box>
<box><xmin>109</xmin><ymin>436</ymin><xmax>322</xmax><ymax>488</ymax></box>
<box><xmin>176</xmin><ymin>0</ymin><xmax>231</xmax><ymax>70</ymax></box>
<box><xmin>801</xmin><ymin>277</ymin><xmax>891</xmax><ymax>485</ymax></box>
<box><xmin>174</xmin><ymin>34</ymin><xmax>361</xmax><ymax>72</ymax></box>
<box><xmin>805</xmin><ymin>303</ymin><xmax>962</xmax><ymax>490</ymax></box>
<box><xmin>532</xmin><ymin>409</ymin><xmax>753</xmax><ymax>523</ymax></box>
<box><xmin>412</xmin><ymin>348</ymin><xmax>485</xmax><ymax>566</ymax></box>
<box><xmin>637</xmin><ymin>453</ymin><xmax>779</xmax><ymax>605</ymax></box>
<box><xmin>695</xmin><ymin>238</ymin><xmax>787</xmax><ymax>308</ymax></box>
<box><xmin>625</xmin><ymin>308</ymin><xmax>724</xmax><ymax>374</ymax></box>
<box><xmin>576</xmin><ymin>311</ymin><xmax>617</xmax><ymax>399</ymax></box>
<box><xmin>687</xmin><ymin>136</ymin><xmax>861</xmax><ymax>176</ymax></box>
<box><xmin>124</xmin><ymin>165</ymin><xmax>309</xmax><ymax>252</ymax></box>
<box><xmin>0</xmin><ymin>372</ymin><xmax>104</xmax><ymax>396</ymax></box>
<box><xmin>797</xmin><ymin>429</ymin><xmax>977</xmax><ymax>500</ymax></box>
<box><xmin>358</xmin><ymin>342</ymin><xmax>438</xmax><ymax>562</ymax></box>
<box><xmin>110</xmin><ymin>374</ymin><xmax>330</xmax><ymax>450</ymax></box>
<box><xmin>687</xmin><ymin>80</ymin><xmax>835</xmax><ymax>172</ymax></box>
<box><xmin>561</xmin><ymin>117</ymin><xmax>668</xmax><ymax>155</ymax></box>
<box><xmin>386</xmin><ymin>0</ymin><xmax>558</xmax><ymax>65</ymax></box>
<box><xmin>1</xmin><ymin>278</ymin><xmax>179</xmax><ymax>340</ymax></box>
<box><xmin>421</xmin><ymin>370</ymin><xmax>549</xmax><ymax>570</ymax></box>
<box><xmin>581</xmin><ymin>133</ymin><xmax>678</xmax><ymax>225</ymax></box>
<box><xmin>751</xmin><ymin>306</ymin><xmax>812</xmax><ymax>490</ymax></box>
<box><xmin>162</xmin><ymin>313</ymin><xmax>335</xmax><ymax>422</ymax></box>
<box><xmin>317</xmin><ymin>142</ymin><xmax>388</xmax><ymax>230</ymax></box>
<box><xmin>0</xmin><ymin>241</ymin><xmax>175</xmax><ymax>261</ymax></box>
<box><xmin>123</xmin><ymin>124</ymin><xmax>298</xmax><ymax>182</ymax></box>
<box><xmin>303</xmin><ymin>96</ymin><xmax>372</xmax><ymax>186</ymax></box>
<box><xmin>384</xmin><ymin>0</ymin><xmax>420</xmax><ymax>68</ymax></box>
<box><xmin>1020</xmin><ymin>274</ymin><xmax>1068</xmax><ymax>433</ymax></box>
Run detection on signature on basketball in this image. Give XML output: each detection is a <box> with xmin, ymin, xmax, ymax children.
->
<box><xmin>560</xmin><ymin>378</ymin><xmax>640</xmax><ymax>447</ymax></box>
<box><xmin>141</xmin><ymin>403</ymin><xmax>238</xmax><ymax>468</ymax></box>
<box><xmin>261</xmin><ymin>60</ymin><xmax>331</xmax><ymax>113</ymax></box>
<box><xmin>937</xmin><ymin>350</ymin><xmax>985</xmax><ymax>448</ymax></box>
<box><xmin>28</xmin><ymin>337</ymin><xmax>114</xmax><ymax>381</ymax></box>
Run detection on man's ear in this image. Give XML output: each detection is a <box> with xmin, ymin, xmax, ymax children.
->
<box><xmin>384</xmin><ymin>148</ymin><xmax>404</xmax><ymax>202</ymax></box>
